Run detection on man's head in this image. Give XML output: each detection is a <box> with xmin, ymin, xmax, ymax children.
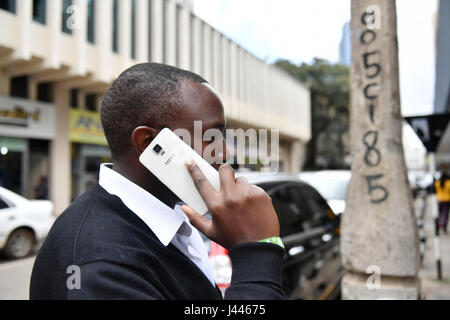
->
<box><xmin>101</xmin><ymin>63</ymin><xmax>227</xmax><ymax>167</ymax></box>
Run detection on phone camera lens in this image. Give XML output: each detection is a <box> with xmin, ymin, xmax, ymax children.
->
<box><xmin>153</xmin><ymin>144</ymin><xmax>162</xmax><ymax>154</ymax></box>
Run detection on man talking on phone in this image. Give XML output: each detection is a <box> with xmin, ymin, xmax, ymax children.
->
<box><xmin>30</xmin><ymin>63</ymin><xmax>286</xmax><ymax>300</ymax></box>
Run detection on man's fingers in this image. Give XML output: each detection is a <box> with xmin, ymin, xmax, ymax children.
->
<box><xmin>185</xmin><ymin>160</ymin><xmax>218</xmax><ymax>202</ymax></box>
<box><xmin>218</xmin><ymin>164</ymin><xmax>236</xmax><ymax>194</ymax></box>
<box><xmin>181</xmin><ymin>205</ymin><xmax>214</xmax><ymax>239</ymax></box>
<box><xmin>235</xmin><ymin>176</ymin><xmax>249</xmax><ymax>186</ymax></box>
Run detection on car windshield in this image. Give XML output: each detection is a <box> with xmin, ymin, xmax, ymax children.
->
<box><xmin>308</xmin><ymin>178</ymin><xmax>349</xmax><ymax>201</ymax></box>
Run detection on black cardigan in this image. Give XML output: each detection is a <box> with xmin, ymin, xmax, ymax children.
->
<box><xmin>30</xmin><ymin>184</ymin><xmax>286</xmax><ymax>300</ymax></box>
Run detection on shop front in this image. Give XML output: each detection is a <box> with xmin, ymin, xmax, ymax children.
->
<box><xmin>69</xmin><ymin>108</ymin><xmax>111</xmax><ymax>200</ymax></box>
<box><xmin>0</xmin><ymin>96</ymin><xmax>55</xmax><ymax>198</ymax></box>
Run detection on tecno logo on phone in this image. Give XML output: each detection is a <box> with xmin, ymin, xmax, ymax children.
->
<box><xmin>164</xmin><ymin>154</ymin><xmax>175</xmax><ymax>165</ymax></box>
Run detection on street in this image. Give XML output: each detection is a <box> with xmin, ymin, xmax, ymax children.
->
<box><xmin>0</xmin><ymin>255</ymin><xmax>35</xmax><ymax>300</ymax></box>
<box><xmin>419</xmin><ymin>196</ymin><xmax>450</xmax><ymax>299</ymax></box>
<box><xmin>0</xmin><ymin>196</ymin><xmax>449</xmax><ymax>300</ymax></box>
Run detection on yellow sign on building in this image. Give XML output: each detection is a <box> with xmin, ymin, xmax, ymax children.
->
<box><xmin>69</xmin><ymin>109</ymin><xmax>108</xmax><ymax>146</ymax></box>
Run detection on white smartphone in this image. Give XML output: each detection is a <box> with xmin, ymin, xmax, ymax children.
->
<box><xmin>139</xmin><ymin>128</ymin><xmax>220</xmax><ymax>215</ymax></box>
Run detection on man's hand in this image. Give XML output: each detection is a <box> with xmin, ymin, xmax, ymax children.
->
<box><xmin>181</xmin><ymin>161</ymin><xmax>280</xmax><ymax>249</ymax></box>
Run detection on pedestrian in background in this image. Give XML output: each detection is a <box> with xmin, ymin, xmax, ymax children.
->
<box><xmin>434</xmin><ymin>164</ymin><xmax>450</xmax><ymax>234</ymax></box>
<box><xmin>34</xmin><ymin>176</ymin><xmax>48</xmax><ymax>200</ymax></box>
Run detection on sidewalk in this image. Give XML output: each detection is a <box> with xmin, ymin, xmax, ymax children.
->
<box><xmin>418</xmin><ymin>196</ymin><xmax>450</xmax><ymax>300</ymax></box>
<box><xmin>0</xmin><ymin>256</ymin><xmax>35</xmax><ymax>300</ymax></box>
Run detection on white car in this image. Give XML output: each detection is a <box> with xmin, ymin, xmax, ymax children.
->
<box><xmin>408</xmin><ymin>170</ymin><xmax>434</xmax><ymax>190</ymax></box>
<box><xmin>0</xmin><ymin>187</ymin><xmax>55</xmax><ymax>259</ymax></box>
<box><xmin>299</xmin><ymin>170</ymin><xmax>351</xmax><ymax>215</ymax></box>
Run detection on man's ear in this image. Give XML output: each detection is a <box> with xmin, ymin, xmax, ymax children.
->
<box><xmin>131</xmin><ymin>126</ymin><xmax>158</xmax><ymax>155</ymax></box>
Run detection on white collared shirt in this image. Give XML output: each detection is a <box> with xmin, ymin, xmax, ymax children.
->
<box><xmin>98</xmin><ymin>163</ymin><xmax>215</xmax><ymax>286</ymax></box>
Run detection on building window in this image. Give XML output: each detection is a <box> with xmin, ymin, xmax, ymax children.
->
<box><xmin>70</xmin><ymin>89</ymin><xmax>79</xmax><ymax>108</ymax></box>
<box><xmin>189</xmin><ymin>14</ymin><xmax>194</xmax><ymax>70</ymax></box>
<box><xmin>10</xmin><ymin>76</ymin><xmax>28</xmax><ymax>99</ymax></box>
<box><xmin>175</xmin><ymin>3</ymin><xmax>181</xmax><ymax>67</ymax></box>
<box><xmin>162</xmin><ymin>0</ymin><xmax>167</xmax><ymax>63</ymax></box>
<box><xmin>85</xmin><ymin>94</ymin><xmax>97</xmax><ymax>111</ymax></box>
<box><xmin>112</xmin><ymin>0</ymin><xmax>118</xmax><ymax>52</ymax></box>
<box><xmin>87</xmin><ymin>0</ymin><xmax>95</xmax><ymax>44</ymax></box>
<box><xmin>131</xmin><ymin>0</ymin><xmax>136</xmax><ymax>59</ymax></box>
<box><xmin>33</xmin><ymin>0</ymin><xmax>46</xmax><ymax>25</ymax></box>
<box><xmin>37</xmin><ymin>82</ymin><xmax>53</xmax><ymax>102</ymax></box>
<box><xmin>199</xmin><ymin>21</ymin><xmax>204</xmax><ymax>75</ymax></box>
<box><xmin>210</xmin><ymin>27</ymin><xmax>214</xmax><ymax>82</ymax></box>
<box><xmin>0</xmin><ymin>0</ymin><xmax>16</xmax><ymax>13</ymax></box>
<box><xmin>62</xmin><ymin>0</ymin><xmax>72</xmax><ymax>34</ymax></box>
<box><xmin>148</xmin><ymin>0</ymin><xmax>152</xmax><ymax>61</ymax></box>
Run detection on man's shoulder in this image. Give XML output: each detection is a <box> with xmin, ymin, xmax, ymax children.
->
<box><xmin>31</xmin><ymin>185</ymin><xmax>168</xmax><ymax>299</ymax></box>
<box><xmin>43</xmin><ymin>185</ymin><xmax>160</xmax><ymax>265</ymax></box>
<box><xmin>53</xmin><ymin>184</ymin><xmax>121</xmax><ymax>235</ymax></box>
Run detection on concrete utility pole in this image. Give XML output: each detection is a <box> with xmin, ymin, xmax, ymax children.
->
<box><xmin>341</xmin><ymin>0</ymin><xmax>420</xmax><ymax>299</ymax></box>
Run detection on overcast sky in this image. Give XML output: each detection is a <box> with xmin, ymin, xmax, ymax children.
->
<box><xmin>193</xmin><ymin>0</ymin><xmax>438</xmax><ymax>117</ymax></box>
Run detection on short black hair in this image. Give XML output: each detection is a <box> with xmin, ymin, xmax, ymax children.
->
<box><xmin>101</xmin><ymin>63</ymin><xmax>207</xmax><ymax>160</ymax></box>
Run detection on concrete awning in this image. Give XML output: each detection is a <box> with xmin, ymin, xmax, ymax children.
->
<box><xmin>404</xmin><ymin>114</ymin><xmax>450</xmax><ymax>153</ymax></box>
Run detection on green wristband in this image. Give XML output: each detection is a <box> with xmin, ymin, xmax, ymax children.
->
<box><xmin>258</xmin><ymin>237</ymin><xmax>285</xmax><ymax>248</ymax></box>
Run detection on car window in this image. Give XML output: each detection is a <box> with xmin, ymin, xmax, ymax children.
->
<box><xmin>307</xmin><ymin>178</ymin><xmax>349</xmax><ymax>200</ymax></box>
<box><xmin>270</xmin><ymin>185</ymin><xmax>312</xmax><ymax>237</ymax></box>
<box><xmin>298</xmin><ymin>186</ymin><xmax>332</xmax><ymax>228</ymax></box>
<box><xmin>0</xmin><ymin>197</ymin><xmax>9</xmax><ymax>210</ymax></box>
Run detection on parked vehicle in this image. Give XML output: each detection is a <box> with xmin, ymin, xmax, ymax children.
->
<box><xmin>204</xmin><ymin>172</ymin><xmax>344</xmax><ymax>300</ymax></box>
<box><xmin>0</xmin><ymin>187</ymin><xmax>55</xmax><ymax>259</ymax></box>
<box><xmin>299</xmin><ymin>170</ymin><xmax>351</xmax><ymax>215</ymax></box>
<box><xmin>408</xmin><ymin>170</ymin><xmax>434</xmax><ymax>193</ymax></box>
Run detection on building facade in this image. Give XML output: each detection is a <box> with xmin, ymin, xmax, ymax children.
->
<box><xmin>434</xmin><ymin>0</ymin><xmax>450</xmax><ymax>114</ymax></box>
<box><xmin>430</xmin><ymin>0</ymin><xmax>450</xmax><ymax>155</ymax></box>
<box><xmin>339</xmin><ymin>22</ymin><xmax>351</xmax><ymax>67</ymax></box>
<box><xmin>0</xmin><ymin>0</ymin><xmax>311</xmax><ymax>215</ymax></box>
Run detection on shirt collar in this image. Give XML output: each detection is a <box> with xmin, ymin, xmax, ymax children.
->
<box><xmin>98</xmin><ymin>163</ymin><xmax>190</xmax><ymax>246</ymax></box>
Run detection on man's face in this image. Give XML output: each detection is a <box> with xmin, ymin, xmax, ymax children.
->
<box><xmin>171</xmin><ymin>79</ymin><xmax>228</xmax><ymax>169</ymax></box>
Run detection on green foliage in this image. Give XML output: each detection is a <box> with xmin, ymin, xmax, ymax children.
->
<box><xmin>274</xmin><ymin>58</ymin><xmax>350</xmax><ymax>169</ymax></box>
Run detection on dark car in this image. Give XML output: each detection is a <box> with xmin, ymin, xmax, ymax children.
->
<box><xmin>204</xmin><ymin>172</ymin><xmax>344</xmax><ymax>300</ymax></box>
